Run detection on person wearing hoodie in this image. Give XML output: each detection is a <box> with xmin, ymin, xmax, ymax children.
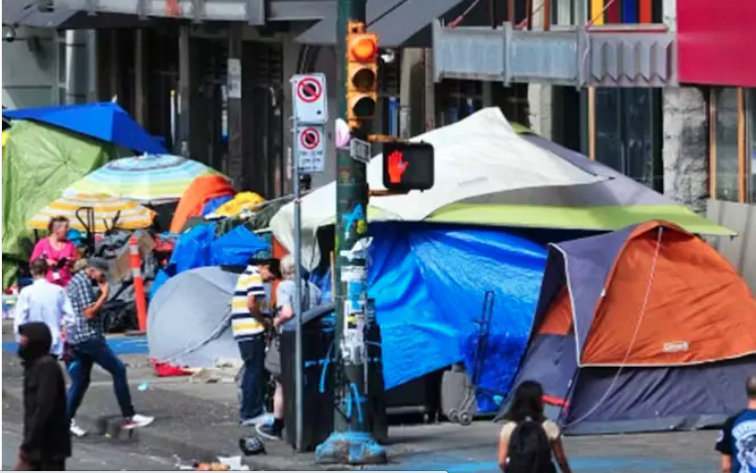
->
<box><xmin>16</xmin><ymin>322</ymin><xmax>71</xmax><ymax>471</ymax></box>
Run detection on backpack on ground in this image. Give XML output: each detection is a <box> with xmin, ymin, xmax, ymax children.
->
<box><xmin>506</xmin><ymin>420</ymin><xmax>556</xmax><ymax>473</ymax></box>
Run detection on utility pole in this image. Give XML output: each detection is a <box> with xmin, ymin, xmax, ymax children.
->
<box><xmin>315</xmin><ymin>0</ymin><xmax>387</xmax><ymax>464</ymax></box>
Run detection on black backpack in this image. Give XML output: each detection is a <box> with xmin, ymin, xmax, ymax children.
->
<box><xmin>506</xmin><ymin>420</ymin><xmax>556</xmax><ymax>473</ymax></box>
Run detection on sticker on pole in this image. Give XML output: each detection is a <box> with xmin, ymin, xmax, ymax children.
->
<box><xmin>295</xmin><ymin>124</ymin><xmax>325</xmax><ymax>174</ymax></box>
<box><xmin>291</xmin><ymin>73</ymin><xmax>328</xmax><ymax>124</ymax></box>
<box><xmin>350</xmin><ymin>138</ymin><xmax>372</xmax><ymax>164</ymax></box>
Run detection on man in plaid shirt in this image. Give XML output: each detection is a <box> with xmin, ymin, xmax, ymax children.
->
<box><xmin>64</xmin><ymin>258</ymin><xmax>154</xmax><ymax>437</ymax></box>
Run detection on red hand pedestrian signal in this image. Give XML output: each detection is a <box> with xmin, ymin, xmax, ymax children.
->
<box><xmin>382</xmin><ymin>142</ymin><xmax>434</xmax><ymax>192</ymax></box>
<box><xmin>387</xmin><ymin>150</ymin><xmax>408</xmax><ymax>184</ymax></box>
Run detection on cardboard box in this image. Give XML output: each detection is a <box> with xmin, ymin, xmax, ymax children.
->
<box><xmin>111</xmin><ymin>231</ymin><xmax>156</xmax><ymax>283</ymax></box>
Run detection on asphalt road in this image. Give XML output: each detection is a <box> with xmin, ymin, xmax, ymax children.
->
<box><xmin>2</xmin><ymin>423</ymin><xmax>176</xmax><ymax>471</ymax></box>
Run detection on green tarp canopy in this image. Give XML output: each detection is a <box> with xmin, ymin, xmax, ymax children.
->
<box><xmin>2</xmin><ymin>120</ymin><xmax>116</xmax><ymax>288</ymax></box>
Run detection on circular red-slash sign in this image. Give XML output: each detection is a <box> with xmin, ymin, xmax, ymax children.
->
<box><xmin>300</xmin><ymin>127</ymin><xmax>321</xmax><ymax>150</ymax></box>
<box><xmin>296</xmin><ymin>77</ymin><xmax>322</xmax><ymax>103</ymax></box>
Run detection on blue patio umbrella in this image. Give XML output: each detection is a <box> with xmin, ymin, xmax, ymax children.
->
<box><xmin>3</xmin><ymin>102</ymin><xmax>166</xmax><ymax>154</ymax></box>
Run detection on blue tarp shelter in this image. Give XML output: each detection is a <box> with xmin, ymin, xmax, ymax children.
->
<box><xmin>3</xmin><ymin>102</ymin><xmax>166</xmax><ymax>154</ymax></box>
<box><xmin>150</xmin><ymin>222</ymin><xmax>268</xmax><ymax>299</ymax></box>
<box><xmin>318</xmin><ymin>222</ymin><xmax>548</xmax><ymax>412</ymax></box>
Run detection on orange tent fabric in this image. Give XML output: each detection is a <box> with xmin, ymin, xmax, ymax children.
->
<box><xmin>579</xmin><ymin>221</ymin><xmax>756</xmax><ymax>366</ymax></box>
<box><xmin>537</xmin><ymin>287</ymin><xmax>572</xmax><ymax>337</ymax></box>
<box><xmin>169</xmin><ymin>175</ymin><xmax>235</xmax><ymax>233</ymax></box>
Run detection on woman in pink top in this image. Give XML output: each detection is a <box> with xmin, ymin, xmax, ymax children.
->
<box><xmin>30</xmin><ymin>216</ymin><xmax>78</xmax><ymax>287</ymax></box>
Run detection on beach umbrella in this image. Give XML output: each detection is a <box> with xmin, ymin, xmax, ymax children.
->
<box><xmin>65</xmin><ymin>154</ymin><xmax>225</xmax><ymax>204</ymax></box>
<box><xmin>27</xmin><ymin>192</ymin><xmax>156</xmax><ymax>233</ymax></box>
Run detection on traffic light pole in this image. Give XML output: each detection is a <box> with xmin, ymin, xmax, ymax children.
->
<box><xmin>314</xmin><ymin>0</ymin><xmax>387</xmax><ymax>465</ymax></box>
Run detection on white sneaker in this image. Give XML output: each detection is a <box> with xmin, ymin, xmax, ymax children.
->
<box><xmin>239</xmin><ymin>411</ymin><xmax>273</xmax><ymax>427</ymax></box>
<box><xmin>123</xmin><ymin>413</ymin><xmax>155</xmax><ymax>430</ymax></box>
<box><xmin>70</xmin><ymin>419</ymin><xmax>87</xmax><ymax>437</ymax></box>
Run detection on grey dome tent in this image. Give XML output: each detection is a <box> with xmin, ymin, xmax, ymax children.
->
<box><xmin>147</xmin><ymin>266</ymin><xmax>242</xmax><ymax>367</ymax></box>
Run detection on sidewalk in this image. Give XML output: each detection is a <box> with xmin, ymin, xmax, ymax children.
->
<box><xmin>1</xmin><ymin>352</ymin><xmax>720</xmax><ymax>472</ymax></box>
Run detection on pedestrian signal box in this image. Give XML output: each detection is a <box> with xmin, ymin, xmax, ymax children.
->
<box><xmin>382</xmin><ymin>142</ymin><xmax>435</xmax><ymax>192</ymax></box>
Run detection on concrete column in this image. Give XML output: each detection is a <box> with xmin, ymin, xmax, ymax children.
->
<box><xmin>423</xmin><ymin>48</ymin><xmax>435</xmax><ymax>131</ymax></box>
<box><xmin>226</xmin><ymin>26</ymin><xmax>244</xmax><ymax>188</ymax></box>
<box><xmin>86</xmin><ymin>30</ymin><xmax>97</xmax><ymax>102</ymax></box>
<box><xmin>661</xmin><ymin>0</ymin><xmax>708</xmax><ymax>212</ymax></box>
<box><xmin>134</xmin><ymin>29</ymin><xmax>148</xmax><ymax>128</ymax></box>
<box><xmin>281</xmin><ymin>35</ymin><xmax>300</xmax><ymax>195</ymax></box>
<box><xmin>399</xmin><ymin>48</ymin><xmax>423</xmax><ymax>138</ymax></box>
<box><xmin>177</xmin><ymin>25</ymin><xmax>191</xmax><ymax>157</ymax></box>
<box><xmin>64</xmin><ymin>30</ymin><xmax>88</xmax><ymax>104</ymax></box>
<box><xmin>526</xmin><ymin>0</ymin><xmax>553</xmax><ymax>138</ymax></box>
<box><xmin>109</xmin><ymin>30</ymin><xmax>120</xmax><ymax>102</ymax></box>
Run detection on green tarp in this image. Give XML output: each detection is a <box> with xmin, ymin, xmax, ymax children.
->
<box><xmin>2</xmin><ymin>120</ymin><xmax>115</xmax><ymax>288</ymax></box>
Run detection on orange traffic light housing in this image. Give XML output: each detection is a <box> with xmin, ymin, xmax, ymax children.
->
<box><xmin>347</xmin><ymin>22</ymin><xmax>378</xmax><ymax>128</ymax></box>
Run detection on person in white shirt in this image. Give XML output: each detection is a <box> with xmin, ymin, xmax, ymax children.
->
<box><xmin>14</xmin><ymin>259</ymin><xmax>75</xmax><ymax>358</ymax></box>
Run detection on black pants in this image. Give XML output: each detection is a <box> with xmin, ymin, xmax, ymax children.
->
<box><xmin>237</xmin><ymin>335</ymin><xmax>266</xmax><ymax>421</ymax></box>
<box><xmin>28</xmin><ymin>459</ymin><xmax>66</xmax><ymax>471</ymax></box>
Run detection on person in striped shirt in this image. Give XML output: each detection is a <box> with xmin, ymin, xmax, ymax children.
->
<box><xmin>233</xmin><ymin>257</ymin><xmax>280</xmax><ymax>427</ymax></box>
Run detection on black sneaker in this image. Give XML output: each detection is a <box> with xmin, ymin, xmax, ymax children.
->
<box><xmin>255</xmin><ymin>422</ymin><xmax>282</xmax><ymax>441</ymax></box>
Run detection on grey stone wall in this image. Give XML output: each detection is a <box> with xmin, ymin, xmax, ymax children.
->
<box><xmin>662</xmin><ymin>88</ymin><xmax>709</xmax><ymax>213</ymax></box>
<box><xmin>661</xmin><ymin>0</ymin><xmax>710</xmax><ymax>213</ymax></box>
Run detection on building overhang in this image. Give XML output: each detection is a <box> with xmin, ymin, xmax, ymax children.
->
<box><xmin>48</xmin><ymin>0</ymin><xmax>468</xmax><ymax>47</ymax></box>
<box><xmin>432</xmin><ymin>21</ymin><xmax>677</xmax><ymax>88</ymax></box>
<box><xmin>4</xmin><ymin>0</ymin><xmax>159</xmax><ymax>28</ymax></box>
<box><xmin>49</xmin><ymin>0</ymin><xmax>353</xmax><ymax>26</ymax></box>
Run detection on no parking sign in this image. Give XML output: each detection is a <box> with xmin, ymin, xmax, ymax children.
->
<box><xmin>291</xmin><ymin>73</ymin><xmax>328</xmax><ymax>125</ymax></box>
<box><xmin>295</xmin><ymin>124</ymin><xmax>325</xmax><ymax>174</ymax></box>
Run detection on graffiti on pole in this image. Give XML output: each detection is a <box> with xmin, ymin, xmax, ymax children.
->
<box><xmin>341</xmin><ymin>203</ymin><xmax>365</xmax><ymax>239</ymax></box>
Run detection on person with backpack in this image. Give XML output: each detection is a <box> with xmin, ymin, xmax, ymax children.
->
<box><xmin>498</xmin><ymin>381</ymin><xmax>572</xmax><ymax>473</ymax></box>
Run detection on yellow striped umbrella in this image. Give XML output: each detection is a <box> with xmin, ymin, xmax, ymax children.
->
<box><xmin>28</xmin><ymin>193</ymin><xmax>155</xmax><ymax>233</ymax></box>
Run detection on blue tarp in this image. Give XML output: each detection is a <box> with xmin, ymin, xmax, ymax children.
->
<box><xmin>202</xmin><ymin>195</ymin><xmax>233</xmax><ymax>216</ymax></box>
<box><xmin>319</xmin><ymin>223</ymin><xmax>548</xmax><ymax>412</ymax></box>
<box><xmin>3</xmin><ymin>102</ymin><xmax>166</xmax><ymax>154</ymax></box>
<box><xmin>150</xmin><ymin>222</ymin><xmax>268</xmax><ymax>299</ymax></box>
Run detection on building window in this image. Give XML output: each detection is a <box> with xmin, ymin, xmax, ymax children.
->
<box><xmin>591</xmin><ymin>88</ymin><xmax>663</xmax><ymax>192</ymax></box>
<box><xmin>710</xmin><ymin>88</ymin><xmax>754</xmax><ymax>203</ymax></box>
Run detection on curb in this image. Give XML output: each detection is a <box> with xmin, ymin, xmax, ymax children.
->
<box><xmin>1</xmin><ymin>386</ymin><xmax>291</xmax><ymax>470</ymax></box>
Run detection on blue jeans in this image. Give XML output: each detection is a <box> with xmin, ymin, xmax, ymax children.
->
<box><xmin>66</xmin><ymin>338</ymin><xmax>135</xmax><ymax>420</ymax></box>
<box><xmin>237</xmin><ymin>335</ymin><xmax>266</xmax><ymax>421</ymax></box>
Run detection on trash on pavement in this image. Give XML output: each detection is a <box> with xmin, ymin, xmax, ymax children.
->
<box><xmin>217</xmin><ymin>456</ymin><xmax>248</xmax><ymax>470</ymax></box>
<box><xmin>239</xmin><ymin>436</ymin><xmax>266</xmax><ymax>456</ymax></box>
<box><xmin>193</xmin><ymin>462</ymin><xmax>229</xmax><ymax>471</ymax></box>
<box><xmin>137</xmin><ymin>382</ymin><xmax>150</xmax><ymax>391</ymax></box>
<box><xmin>189</xmin><ymin>358</ymin><xmax>243</xmax><ymax>384</ymax></box>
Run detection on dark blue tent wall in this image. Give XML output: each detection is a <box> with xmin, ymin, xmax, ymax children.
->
<box><xmin>320</xmin><ymin>222</ymin><xmax>548</xmax><ymax>412</ymax></box>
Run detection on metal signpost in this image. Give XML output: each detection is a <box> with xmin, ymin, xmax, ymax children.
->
<box><xmin>290</xmin><ymin>72</ymin><xmax>328</xmax><ymax>452</ymax></box>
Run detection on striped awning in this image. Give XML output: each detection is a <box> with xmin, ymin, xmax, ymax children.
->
<box><xmin>28</xmin><ymin>192</ymin><xmax>155</xmax><ymax>233</ymax></box>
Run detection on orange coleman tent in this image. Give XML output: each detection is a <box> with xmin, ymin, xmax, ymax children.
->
<box><xmin>169</xmin><ymin>175</ymin><xmax>235</xmax><ymax>233</ymax></box>
<box><xmin>499</xmin><ymin>220</ymin><xmax>756</xmax><ymax>434</ymax></box>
